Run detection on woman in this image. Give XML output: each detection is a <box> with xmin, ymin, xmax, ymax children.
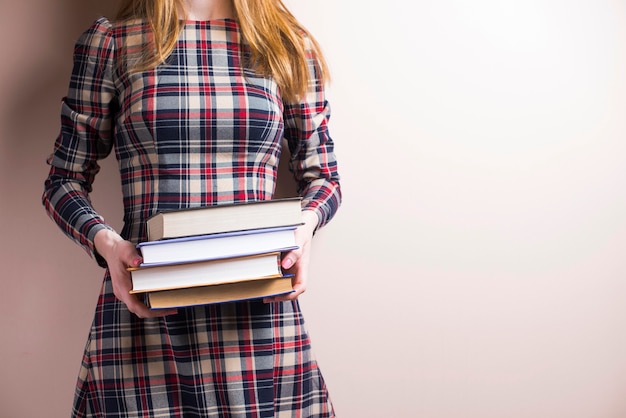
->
<box><xmin>42</xmin><ymin>0</ymin><xmax>341</xmax><ymax>416</ymax></box>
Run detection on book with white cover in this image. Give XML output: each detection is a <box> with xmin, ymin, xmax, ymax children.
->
<box><xmin>137</xmin><ymin>226</ymin><xmax>298</xmax><ymax>265</ymax></box>
<box><xmin>129</xmin><ymin>252</ymin><xmax>283</xmax><ymax>293</ymax></box>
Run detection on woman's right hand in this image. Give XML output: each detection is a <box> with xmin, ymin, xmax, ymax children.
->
<box><xmin>94</xmin><ymin>229</ymin><xmax>177</xmax><ymax>318</ymax></box>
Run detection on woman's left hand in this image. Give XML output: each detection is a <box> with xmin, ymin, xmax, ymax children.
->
<box><xmin>264</xmin><ymin>210</ymin><xmax>318</xmax><ymax>302</ymax></box>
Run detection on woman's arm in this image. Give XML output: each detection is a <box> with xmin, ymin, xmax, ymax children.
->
<box><xmin>42</xmin><ymin>18</ymin><xmax>175</xmax><ymax>317</ymax></box>
<box><xmin>270</xmin><ymin>39</ymin><xmax>342</xmax><ymax>300</ymax></box>
<box><xmin>42</xmin><ymin>18</ymin><xmax>118</xmax><ymax>262</ymax></box>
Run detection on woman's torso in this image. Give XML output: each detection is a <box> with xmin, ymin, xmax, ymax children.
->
<box><xmin>109</xmin><ymin>19</ymin><xmax>285</xmax><ymax>241</ymax></box>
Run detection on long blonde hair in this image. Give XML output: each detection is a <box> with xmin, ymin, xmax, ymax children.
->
<box><xmin>116</xmin><ymin>0</ymin><xmax>329</xmax><ymax>102</ymax></box>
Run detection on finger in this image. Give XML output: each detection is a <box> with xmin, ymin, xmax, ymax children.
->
<box><xmin>110</xmin><ymin>270</ymin><xmax>174</xmax><ymax>318</ymax></box>
<box><xmin>282</xmin><ymin>257</ymin><xmax>294</xmax><ymax>270</ymax></box>
<box><xmin>124</xmin><ymin>293</ymin><xmax>178</xmax><ymax>318</ymax></box>
<box><xmin>263</xmin><ymin>288</ymin><xmax>303</xmax><ymax>303</ymax></box>
<box><xmin>125</xmin><ymin>252</ymin><xmax>143</xmax><ymax>268</ymax></box>
<box><xmin>263</xmin><ymin>279</ymin><xmax>306</xmax><ymax>303</ymax></box>
<box><xmin>281</xmin><ymin>248</ymin><xmax>302</xmax><ymax>271</ymax></box>
<box><xmin>130</xmin><ymin>256</ymin><xmax>143</xmax><ymax>268</ymax></box>
<box><xmin>281</xmin><ymin>252</ymin><xmax>298</xmax><ymax>270</ymax></box>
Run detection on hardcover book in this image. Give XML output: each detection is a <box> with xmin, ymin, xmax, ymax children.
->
<box><xmin>129</xmin><ymin>252</ymin><xmax>283</xmax><ymax>293</ymax></box>
<box><xmin>137</xmin><ymin>226</ymin><xmax>298</xmax><ymax>265</ymax></box>
<box><xmin>147</xmin><ymin>197</ymin><xmax>303</xmax><ymax>241</ymax></box>
<box><xmin>144</xmin><ymin>276</ymin><xmax>295</xmax><ymax>309</ymax></box>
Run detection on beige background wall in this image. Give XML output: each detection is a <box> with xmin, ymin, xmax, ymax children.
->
<box><xmin>2</xmin><ymin>0</ymin><xmax>626</xmax><ymax>417</ymax></box>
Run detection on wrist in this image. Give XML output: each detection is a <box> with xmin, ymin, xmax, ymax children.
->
<box><xmin>301</xmin><ymin>210</ymin><xmax>319</xmax><ymax>234</ymax></box>
<box><xmin>94</xmin><ymin>229</ymin><xmax>124</xmax><ymax>261</ymax></box>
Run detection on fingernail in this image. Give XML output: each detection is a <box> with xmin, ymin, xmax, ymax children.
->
<box><xmin>133</xmin><ymin>258</ymin><xmax>142</xmax><ymax>266</ymax></box>
<box><xmin>283</xmin><ymin>258</ymin><xmax>293</xmax><ymax>269</ymax></box>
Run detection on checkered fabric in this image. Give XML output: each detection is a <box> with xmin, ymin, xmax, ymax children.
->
<box><xmin>43</xmin><ymin>17</ymin><xmax>340</xmax><ymax>417</ymax></box>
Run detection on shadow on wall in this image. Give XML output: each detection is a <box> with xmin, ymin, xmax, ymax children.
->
<box><xmin>0</xmin><ymin>2</ymin><xmax>295</xmax><ymax>417</ymax></box>
<box><xmin>0</xmin><ymin>3</ymin><xmax>123</xmax><ymax>418</ymax></box>
<box><xmin>0</xmin><ymin>0</ymin><xmax>125</xmax><ymax>254</ymax></box>
<box><xmin>3</xmin><ymin>1</ymin><xmax>121</xmax><ymax>171</ymax></box>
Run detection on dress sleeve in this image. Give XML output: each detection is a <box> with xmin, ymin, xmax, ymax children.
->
<box><xmin>283</xmin><ymin>40</ymin><xmax>342</xmax><ymax>230</ymax></box>
<box><xmin>42</xmin><ymin>17</ymin><xmax>117</xmax><ymax>264</ymax></box>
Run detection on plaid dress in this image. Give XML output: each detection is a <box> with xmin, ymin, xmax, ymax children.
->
<box><xmin>43</xmin><ymin>17</ymin><xmax>341</xmax><ymax>418</ymax></box>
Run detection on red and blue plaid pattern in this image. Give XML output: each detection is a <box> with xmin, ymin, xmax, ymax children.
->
<box><xmin>43</xmin><ymin>17</ymin><xmax>339</xmax><ymax>417</ymax></box>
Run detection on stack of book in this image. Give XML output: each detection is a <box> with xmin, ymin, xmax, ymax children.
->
<box><xmin>128</xmin><ymin>198</ymin><xmax>303</xmax><ymax>309</ymax></box>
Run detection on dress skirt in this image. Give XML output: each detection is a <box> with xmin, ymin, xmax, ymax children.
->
<box><xmin>72</xmin><ymin>273</ymin><xmax>335</xmax><ymax>417</ymax></box>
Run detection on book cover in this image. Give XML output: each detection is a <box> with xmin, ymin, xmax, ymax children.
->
<box><xmin>147</xmin><ymin>197</ymin><xmax>303</xmax><ymax>241</ymax></box>
<box><xmin>145</xmin><ymin>275</ymin><xmax>295</xmax><ymax>309</ymax></box>
<box><xmin>129</xmin><ymin>252</ymin><xmax>283</xmax><ymax>293</ymax></box>
<box><xmin>137</xmin><ymin>226</ymin><xmax>298</xmax><ymax>265</ymax></box>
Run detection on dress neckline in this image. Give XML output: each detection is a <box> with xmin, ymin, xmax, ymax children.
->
<box><xmin>181</xmin><ymin>17</ymin><xmax>237</xmax><ymax>25</ymax></box>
